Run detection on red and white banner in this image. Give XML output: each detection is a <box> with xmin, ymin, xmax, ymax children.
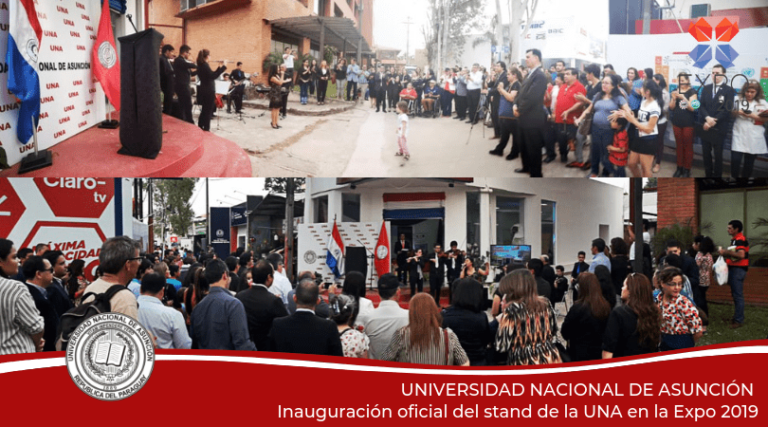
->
<box><xmin>1</xmin><ymin>177</ymin><xmax>132</xmax><ymax>280</ymax></box>
<box><xmin>375</xmin><ymin>221</ymin><xmax>390</xmax><ymax>278</ymax></box>
<box><xmin>0</xmin><ymin>342</ymin><xmax>767</xmax><ymax>425</ymax></box>
<box><xmin>0</xmin><ymin>0</ymin><xmax>107</xmax><ymax>167</ymax></box>
<box><xmin>298</xmin><ymin>221</ymin><xmax>391</xmax><ymax>284</ymax></box>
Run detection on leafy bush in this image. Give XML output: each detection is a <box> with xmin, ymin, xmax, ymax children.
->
<box><xmin>651</xmin><ymin>218</ymin><xmax>696</xmax><ymax>259</ymax></box>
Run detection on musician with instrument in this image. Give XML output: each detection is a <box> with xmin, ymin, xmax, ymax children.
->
<box><xmin>196</xmin><ymin>49</ymin><xmax>226</xmax><ymax>132</ymax></box>
<box><xmin>406</xmin><ymin>249</ymin><xmax>425</xmax><ymax>297</ymax></box>
<box><xmin>228</xmin><ymin>62</ymin><xmax>247</xmax><ymax>114</ymax></box>
<box><xmin>445</xmin><ymin>240</ymin><xmax>465</xmax><ymax>284</ymax></box>
<box><xmin>173</xmin><ymin>44</ymin><xmax>197</xmax><ymax>124</ymax></box>
<box><xmin>427</xmin><ymin>244</ymin><xmax>448</xmax><ymax>305</ymax></box>
<box><xmin>160</xmin><ymin>44</ymin><xmax>176</xmax><ymax>116</ymax></box>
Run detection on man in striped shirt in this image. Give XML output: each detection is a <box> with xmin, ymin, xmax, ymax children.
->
<box><xmin>0</xmin><ymin>239</ymin><xmax>45</xmax><ymax>355</ymax></box>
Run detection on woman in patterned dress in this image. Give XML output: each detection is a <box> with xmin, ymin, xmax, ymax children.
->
<box><xmin>692</xmin><ymin>235</ymin><xmax>715</xmax><ymax>317</ymax></box>
<box><xmin>495</xmin><ymin>269</ymin><xmax>561</xmax><ymax>365</ymax></box>
<box><xmin>382</xmin><ymin>294</ymin><xmax>469</xmax><ymax>366</ymax></box>
<box><xmin>656</xmin><ymin>267</ymin><xmax>703</xmax><ymax>351</ymax></box>
<box><xmin>329</xmin><ymin>294</ymin><xmax>369</xmax><ymax>358</ymax></box>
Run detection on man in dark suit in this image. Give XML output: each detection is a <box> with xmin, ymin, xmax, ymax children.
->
<box><xmin>514</xmin><ymin>49</ymin><xmax>548</xmax><ymax>177</ymax></box>
<box><xmin>173</xmin><ymin>44</ymin><xmax>197</xmax><ymax>124</ymax></box>
<box><xmin>373</xmin><ymin>65</ymin><xmax>389</xmax><ymax>112</ymax></box>
<box><xmin>42</xmin><ymin>251</ymin><xmax>72</xmax><ymax>317</ymax></box>
<box><xmin>22</xmin><ymin>257</ymin><xmax>58</xmax><ymax>352</ymax></box>
<box><xmin>489</xmin><ymin>61</ymin><xmax>508</xmax><ymax>139</ymax></box>
<box><xmin>160</xmin><ymin>44</ymin><xmax>176</xmax><ymax>115</ymax></box>
<box><xmin>697</xmin><ymin>63</ymin><xmax>735</xmax><ymax>178</ymax></box>
<box><xmin>394</xmin><ymin>234</ymin><xmax>410</xmax><ymax>284</ymax></box>
<box><xmin>268</xmin><ymin>278</ymin><xmax>343</xmax><ymax>356</ymax></box>
<box><xmin>427</xmin><ymin>244</ymin><xmax>447</xmax><ymax>305</ymax></box>
<box><xmin>236</xmin><ymin>260</ymin><xmax>288</xmax><ymax>351</ymax></box>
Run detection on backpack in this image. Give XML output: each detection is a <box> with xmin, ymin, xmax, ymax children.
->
<box><xmin>56</xmin><ymin>284</ymin><xmax>132</xmax><ymax>351</ymax></box>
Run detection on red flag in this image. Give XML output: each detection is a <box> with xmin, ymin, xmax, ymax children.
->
<box><xmin>374</xmin><ymin>221</ymin><xmax>390</xmax><ymax>278</ymax></box>
<box><xmin>92</xmin><ymin>0</ymin><xmax>120</xmax><ymax>111</ymax></box>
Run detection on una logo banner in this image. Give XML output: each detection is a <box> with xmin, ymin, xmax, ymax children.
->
<box><xmin>688</xmin><ymin>17</ymin><xmax>739</xmax><ymax>69</ymax></box>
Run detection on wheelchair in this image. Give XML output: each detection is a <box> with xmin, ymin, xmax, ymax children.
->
<box><xmin>421</xmin><ymin>95</ymin><xmax>441</xmax><ymax>118</ymax></box>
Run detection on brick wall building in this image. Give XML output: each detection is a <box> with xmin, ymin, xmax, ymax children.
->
<box><xmin>148</xmin><ymin>0</ymin><xmax>374</xmax><ymax>82</ymax></box>
<box><xmin>657</xmin><ymin>178</ymin><xmax>699</xmax><ymax>234</ymax></box>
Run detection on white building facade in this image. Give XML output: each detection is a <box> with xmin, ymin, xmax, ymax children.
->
<box><xmin>303</xmin><ymin>178</ymin><xmax>625</xmax><ymax>271</ymax></box>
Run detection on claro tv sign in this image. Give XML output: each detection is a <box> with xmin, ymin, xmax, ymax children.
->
<box><xmin>2</xmin><ymin>178</ymin><xmax>125</xmax><ymax>281</ymax></box>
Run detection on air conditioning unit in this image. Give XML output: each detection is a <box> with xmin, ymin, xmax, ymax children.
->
<box><xmin>690</xmin><ymin>3</ymin><xmax>711</xmax><ymax>19</ymax></box>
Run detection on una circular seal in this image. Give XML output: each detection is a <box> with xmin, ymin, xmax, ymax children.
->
<box><xmin>66</xmin><ymin>313</ymin><xmax>154</xmax><ymax>401</ymax></box>
<box><xmin>98</xmin><ymin>41</ymin><xmax>117</xmax><ymax>69</ymax></box>
<box><xmin>376</xmin><ymin>245</ymin><xmax>388</xmax><ymax>260</ymax></box>
<box><xmin>25</xmin><ymin>38</ymin><xmax>39</xmax><ymax>63</ymax></box>
<box><xmin>304</xmin><ymin>250</ymin><xmax>317</xmax><ymax>264</ymax></box>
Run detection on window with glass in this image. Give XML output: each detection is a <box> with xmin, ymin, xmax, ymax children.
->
<box><xmin>541</xmin><ymin>200</ymin><xmax>556</xmax><ymax>263</ymax></box>
<box><xmin>342</xmin><ymin>193</ymin><xmax>361</xmax><ymax>222</ymax></box>
<box><xmin>314</xmin><ymin>196</ymin><xmax>328</xmax><ymax>223</ymax></box>
<box><xmin>496</xmin><ymin>196</ymin><xmax>525</xmax><ymax>245</ymax></box>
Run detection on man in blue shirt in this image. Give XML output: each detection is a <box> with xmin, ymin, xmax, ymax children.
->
<box><xmin>138</xmin><ymin>273</ymin><xmax>191</xmax><ymax>349</ymax></box>
<box><xmin>588</xmin><ymin>238</ymin><xmax>611</xmax><ymax>273</ymax></box>
<box><xmin>346</xmin><ymin>58</ymin><xmax>361</xmax><ymax>101</ymax></box>
<box><xmin>191</xmin><ymin>259</ymin><xmax>256</xmax><ymax>351</ymax></box>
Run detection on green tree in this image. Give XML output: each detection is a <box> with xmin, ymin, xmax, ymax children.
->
<box><xmin>264</xmin><ymin>178</ymin><xmax>306</xmax><ymax>194</ymax></box>
<box><xmin>148</xmin><ymin>179</ymin><xmax>198</xmax><ymax>240</ymax></box>
<box><xmin>423</xmin><ymin>0</ymin><xmax>485</xmax><ymax>71</ymax></box>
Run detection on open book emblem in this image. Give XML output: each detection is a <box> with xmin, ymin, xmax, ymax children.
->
<box><xmin>95</xmin><ymin>341</ymin><xmax>126</xmax><ymax>367</ymax></box>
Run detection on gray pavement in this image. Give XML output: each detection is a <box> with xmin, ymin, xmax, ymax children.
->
<box><xmin>200</xmin><ymin>97</ymin><xmax>766</xmax><ymax>177</ymax></box>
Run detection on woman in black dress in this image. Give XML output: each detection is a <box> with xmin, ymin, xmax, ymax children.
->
<box><xmin>196</xmin><ymin>49</ymin><xmax>226</xmax><ymax>131</ymax></box>
<box><xmin>561</xmin><ymin>272</ymin><xmax>611</xmax><ymax>361</ymax></box>
<box><xmin>316</xmin><ymin>60</ymin><xmax>330</xmax><ymax>105</ymax></box>
<box><xmin>602</xmin><ymin>273</ymin><xmax>661</xmax><ymax>359</ymax></box>
<box><xmin>268</xmin><ymin>64</ymin><xmax>286</xmax><ymax>129</ymax></box>
<box><xmin>442</xmin><ymin>278</ymin><xmax>492</xmax><ymax>366</ymax></box>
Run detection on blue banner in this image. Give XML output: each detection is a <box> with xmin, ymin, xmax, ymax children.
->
<box><xmin>210</xmin><ymin>207</ymin><xmax>231</xmax><ymax>259</ymax></box>
<box><xmin>231</xmin><ymin>206</ymin><xmax>247</xmax><ymax>227</ymax></box>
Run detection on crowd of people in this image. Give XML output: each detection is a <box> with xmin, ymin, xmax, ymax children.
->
<box><xmin>0</xmin><ymin>219</ymin><xmax>751</xmax><ymax>364</ymax></box>
<box><xmin>155</xmin><ymin>42</ymin><xmax>766</xmax><ymax>176</ymax></box>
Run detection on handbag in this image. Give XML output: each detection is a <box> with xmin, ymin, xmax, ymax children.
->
<box><xmin>714</xmin><ymin>256</ymin><xmax>729</xmax><ymax>285</ymax></box>
<box><xmin>578</xmin><ymin>110</ymin><xmax>593</xmax><ymax>136</ymax></box>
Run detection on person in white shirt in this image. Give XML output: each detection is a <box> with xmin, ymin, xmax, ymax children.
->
<box><xmin>362</xmin><ymin>274</ymin><xmax>408</xmax><ymax>360</ymax></box>
<box><xmin>282</xmin><ymin>46</ymin><xmax>296</xmax><ymax>82</ymax></box>
<box><xmin>395</xmin><ymin>101</ymin><xmax>410</xmax><ymax>160</ymax></box>
<box><xmin>138</xmin><ymin>274</ymin><xmax>191</xmax><ymax>349</ymax></box>
<box><xmin>731</xmin><ymin>80</ymin><xmax>768</xmax><ymax>178</ymax></box>
<box><xmin>614</xmin><ymin>79</ymin><xmax>662</xmax><ymax>177</ymax></box>
<box><xmin>465</xmin><ymin>63</ymin><xmax>483</xmax><ymax>124</ymax></box>
<box><xmin>266</xmin><ymin>253</ymin><xmax>293</xmax><ymax>307</ymax></box>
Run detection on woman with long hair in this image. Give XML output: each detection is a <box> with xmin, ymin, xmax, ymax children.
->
<box><xmin>602</xmin><ymin>273</ymin><xmax>661</xmax><ymax>358</ymax></box>
<box><xmin>316</xmin><ymin>60</ymin><xmax>330</xmax><ymax>105</ymax></box>
<box><xmin>651</xmin><ymin>74</ymin><xmax>670</xmax><ymax>174</ymax></box>
<box><xmin>441</xmin><ymin>278</ymin><xmax>492</xmax><ymax>366</ymax></box>
<box><xmin>575</xmin><ymin>74</ymin><xmax>631</xmax><ymax>177</ymax></box>
<box><xmin>309</xmin><ymin>59</ymin><xmax>318</xmax><ymax>97</ymax></box>
<box><xmin>195</xmin><ymin>49</ymin><xmax>227</xmax><ymax>131</ymax></box>
<box><xmin>267</xmin><ymin>64</ymin><xmax>286</xmax><ymax>129</ymax></box>
<box><xmin>614</xmin><ymin>79</ymin><xmax>663</xmax><ymax>177</ymax></box>
<box><xmin>335</xmin><ymin>58</ymin><xmax>347</xmax><ymax>100</ymax></box>
<box><xmin>669</xmin><ymin>73</ymin><xmax>698</xmax><ymax>177</ymax></box>
<box><xmin>594</xmin><ymin>264</ymin><xmax>617</xmax><ymax>308</ymax></box>
<box><xmin>656</xmin><ymin>267</ymin><xmax>703</xmax><ymax>351</ymax></box>
<box><xmin>692</xmin><ymin>235</ymin><xmax>715</xmax><ymax>316</ymax></box>
<box><xmin>561</xmin><ymin>272</ymin><xmax>611</xmax><ymax>361</ymax></box>
<box><xmin>329</xmin><ymin>294</ymin><xmax>369</xmax><ymax>358</ymax></box>
<box><xmin>381</xmin><ymin>293</ymin><xmax>469</xmax><ymax>365</ymax></box>
<box><xmin>181</xmin><ymin>265</ymin><xmax>208</xmax><ymax>325</ymax></box>
<box><xmin>342</xmin><ymin>271</ymin><xmax>374</xmax><ymax>326</ymax></box>
<box><xmin>495</xmin><ymin>270</ymin><xmax>561</xmax><ymax>365</ymax></box>
<box><xmin>731</xmin><ymin>80</ymin><xmax>768</xmax><ymax>177</ymax></box>
<box><xmin>66</xmin><ymin>259</ymin><xmax>89</xmax><ymax>306</ymax></box>
<box><xmin>490</xmin><ymin>66</ymin><xmax>523</xmax><ymax>159</ymax></box>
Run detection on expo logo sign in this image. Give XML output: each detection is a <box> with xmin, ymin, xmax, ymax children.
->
<box><xmin>688</xmin><ymin>17</ymin><xmax>739</xmax><ymax>69</ymax></box>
